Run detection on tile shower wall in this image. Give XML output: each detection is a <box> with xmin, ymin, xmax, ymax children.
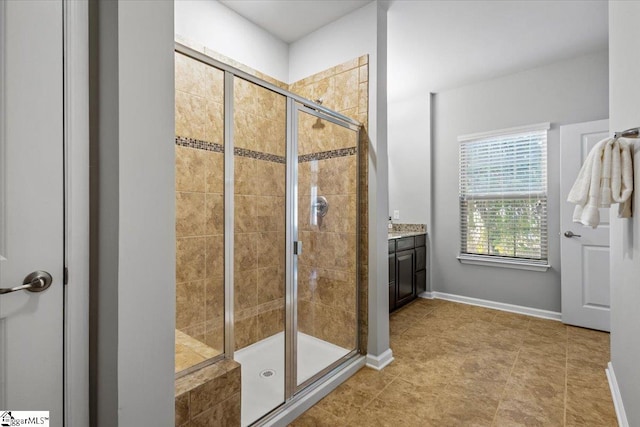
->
<box><xmin>233</xmin><ymin>77</ymin><xmax>287</xmax><ymax>350</ymax></box>
<box><xmin>175</xmin><ymin>52</ymin><xmax>225</xmax><ymax>370</ymax></box>
<box><xmin>290</xmin><ymin>57</ymin><xmax>368</xmax><ymax>350</ymax></box>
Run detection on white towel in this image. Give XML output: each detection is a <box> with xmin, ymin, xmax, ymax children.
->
<box><xmin>567</xmin><ymin>137</ymin><xmax>634</xmax><ymax>228</ymax></box>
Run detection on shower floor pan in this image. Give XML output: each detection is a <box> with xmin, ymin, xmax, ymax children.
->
<box><xmin>234</xmin><ymin>331</ymin><xmax>350</xmax><ymax>426</ymax></box>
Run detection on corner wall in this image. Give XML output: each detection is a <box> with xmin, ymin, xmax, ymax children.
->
<box><xmin>609</xmin><ymin>2</ymin><xmax>640</xmax><ymax>424</ymax></box>
<box><xmin>431</xmin><ymin>51</ymin><xmax>609</xmax><ymax>312</ymax></box>
<box><xmin>91</xmin><ymin>1</ymin><xmax>175</xmax><ymax>424</ymax></box>
<box><xmin>387</xmin><ymin>95</ymin><xmax>431</xmax><ymax>226</ymax></box>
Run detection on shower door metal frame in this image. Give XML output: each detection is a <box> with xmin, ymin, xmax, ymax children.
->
<box><xmin>288</xmin><ymin>103</ymin><xmax>361</xmax><ymax>396</ymax></box>
<box><xmin>174</xmin><ymin>42</ymin><xmax>363</xmax><ymax>420</ymax></box>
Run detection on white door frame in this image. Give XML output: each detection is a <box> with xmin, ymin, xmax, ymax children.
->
<box><xmin>63</xmin><ymin>1</ymin><xmax>90</xmax><ymax>425</ymax></box>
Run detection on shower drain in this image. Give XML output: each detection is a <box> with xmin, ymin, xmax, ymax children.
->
<box><xmin>259</xmin><ymin>369</ymin><xmax>276</xmax><ymax>379</ymax></box>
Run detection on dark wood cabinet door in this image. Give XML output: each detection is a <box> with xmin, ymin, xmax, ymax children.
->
<box><xmin>388</xmin><ymin>253</ymin><xmax>396</xmax><ymax>284</ymax></box>
<box><xmin>415</xmin><ymin>268</ymin><xmax>427</xmax><ymax>295</ymax></box>
<box><xmin>416</xmin><ymin>246</ymin><xmax>426</xmax><ymax>271</ymax></box>
<box><xmin>396</xmin><ymin>249</ymin><xmax>415</xmax><ymax>306</ymax></box>
<box><xmin>389</xmin><ymin>283</ymin><xmax>396</xmax><ymax>312</ymax></box>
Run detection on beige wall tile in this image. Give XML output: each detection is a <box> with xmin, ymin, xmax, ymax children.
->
<box><xmin>205</xmin><ymin>275</ymin><xmax>224</xmax><ymax>324</ymax></box>
<box><xmin>234</xmin><ymin>232</ymin><xmax>257</xmax><ymax>273</ymax></box>
<box><xmin>205</xmin><ymin>193</ymin><xmax>224</xmax><ymax>235</ymax></box>
<box><xmin>205</xmin><ymin>65</ymin><xmax>224</xmax><ymax>104</ymax></box>
<box><xmin>333</xmin><ymin>69</ymin><xmax>359</xmax><ymax>112</ymax></box>
<box><xmin>204</xmin><ymin>151</ymin><xmax>224</xmax><ymax>194</ymax></box>
<box><xmin>234</xmin><ymin>195</ymin><xmax>257</xmax><ymax>233</ymax></box>
<box><xmin>176</xmin><ymin>280</ymin><xmax>205</xmax><ymax>330</ymax></box>
<box><xmin>257</xmin><ymin>266</ymin><xmax>285</xmax><ymax>304</ymax></box>
<box><xmin>176</xmin><ymin>90</ymin><xmax>207</xmax><ymax>141</ymax></box>
<box><xmin>235</xmin><ymin>316</ymin><xmax>257</xmax><ymax>350</ymax></box>
<box><xmin>176</xmin><ymin>237</ymin><xmax>206</xmax><ymax>283</ymax></box>
<box><xmin>257</xmin><ymin>308</ymin><xmax>284</xmax><ymax>341</ymax></box>
<box><xmin>175</xmin><ymin>52</ymin><xmax>206</xmax><ymax>97</ymax></box>
<box><xmin>358</xmin><ymin>82</ymin><xmax>368</xmax><ymax>116</ymax></box>
<box><xmin>190</xmin><ymin>367</ymin><xmax>241</xmax><ymax>416</ymax></box>
<box><xmin>176</xmin><ymin>146</ymin><xmax>206</xmax><ymax>193</ymax></box>
<box><xmin>234</xmin><ymin>268</ymin><xmax>257</xmax><ymax>312</ymax></box>
<box><xmin>175</xmin><ymin>392</ymin><xmax>189</xmax><ymax>426</ymax></box>
<box><xmin>205</xmin><ymin>100</ymin><xmax>224</xmax><ymax>144</ymax></box>
<box><xmin>359</xmin><ymin>64</ymin><xmax>368</xmax><ymax>83</ymax></box>
<box><xmin>234</xmin><ymin>157</ymin><xmax>257</xmax><ymax>195</ymax></box>
<box><xmin>233</xmin><ymin>109</ymin><xmax>257</xmax><ymax>149</ymax></box>
<box><xmin>176</xmin><ymin>192</ymin><xmax>206</xmax><ymax>238</ymax></box>
<box><xmin>191</xmin><ymin>393</ymin><xmax>241</xmax><ymax>427</ymax></box>
<box><xmin>205</xmin><ymin>235</ymin><xmax>224</xmax><ymax>279</ymax></box>
<box><xmin>255</xmin><ymin>196</ymin><xmax>285</xmax><ymax>232</ymax></box>
<box><xmin>257</xmin><ymin>232</ymin><xmax>283</xmax><ymax>269</ymax></box>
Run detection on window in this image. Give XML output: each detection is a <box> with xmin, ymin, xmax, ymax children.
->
<box><xmin>458</xmin><ymin>123</ymin><xmax>549</xmax><ymax>269</ymax></box>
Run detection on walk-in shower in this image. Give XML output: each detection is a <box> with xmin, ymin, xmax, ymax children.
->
<box><xmin>174</xmin><ymin>43</ymin><xmax>361</xmax><ymax>426</ymax></box>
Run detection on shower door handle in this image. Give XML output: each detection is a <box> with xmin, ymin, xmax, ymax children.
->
<box><xmin>293</xmin><ymin>241</ymin><xmax>302</xmax><ymax>255</ymax></box>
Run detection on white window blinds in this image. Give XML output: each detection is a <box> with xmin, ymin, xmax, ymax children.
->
<box><xmin>459</xmin><ymin>124</ymin><xmax>548</xmax><ymax>263</ymax></box>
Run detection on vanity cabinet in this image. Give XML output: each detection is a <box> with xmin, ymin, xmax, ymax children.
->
<box><xmin>389</xmin><ymin>234</ymin><xmax>427</xmax><ymax>312</ymax></box>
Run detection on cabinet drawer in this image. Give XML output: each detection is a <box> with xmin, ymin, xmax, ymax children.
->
<box><xmin>388</xmin><ymin>239</ymin><xmax>396</xmax><ymax>253</ymax></box>
<box><xmin>415</xmin><ymin>234</ymin><xmax>426</xmax><ymax>247</ymax></box>
<box><xmin>416</xmin><ymin>246</ymin><xmax>426</xmax><ymax>271</ymax></box>
<box><xmin>396</xmin><ymin>237</ymin><xmax>415</xmax><ymax>251</ymax></box>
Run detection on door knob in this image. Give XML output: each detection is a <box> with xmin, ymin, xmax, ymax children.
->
<box><xmin>564</xmin><ymin>231</ymin><xmax>582</xmax><ymax>238</ymax></box>
<box><xmin>0</xmin><ymin>270</ymin><xmax>53</xmax><ymax>295</ymax></box>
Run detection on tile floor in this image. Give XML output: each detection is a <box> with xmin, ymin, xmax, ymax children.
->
<box><xmin>290</xmin><ymin>298</ymin><xmax>617</xmax><ymax>426</ymax></box>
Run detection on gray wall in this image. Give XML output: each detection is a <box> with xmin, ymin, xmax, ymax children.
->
<box><xmin>92</xmin><ymin>1</ymin><xmax>175</xmax><ymax>425</ymax></box>
<box><xmin>609</xmin><ymin>2</ymin><xmax>640</xmax><ymax>424</ymax></box>
<box><xmin>388</xmin><ymin>95</ymin><xmax>431</xmax><ymax>226</ymax></box>
<box><xmin>431</xmin><ymin>51</ymin><xmax>608</xmax><ymax>312</ymax></box>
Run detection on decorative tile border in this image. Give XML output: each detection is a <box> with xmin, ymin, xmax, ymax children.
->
<box><xmin>298</xmin><ymin>147</ymin><xmax>357</xmax><ymax>163</ymax></box>
<box><xmin>176</xmin><ymin>136</ymin><xmax>224</xmax><ymax>153</ymax></box>
<box><xmin>234</xmin><ymin>147</ymin><xmax>286</xmax><ymax>164</ymax></box>
<box><xmin>176</xmin><ymin>136</ymin><xmax>357</xmax><ymax>164</ymax></box>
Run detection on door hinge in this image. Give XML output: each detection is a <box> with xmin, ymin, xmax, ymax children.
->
<box><xmin>64</xmin><ymin>267</ymin><xmax>69</xmax><ymax>285</ymax></box>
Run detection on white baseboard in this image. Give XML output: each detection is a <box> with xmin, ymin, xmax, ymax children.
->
<box><xmin>365</xmin><ymin>349</ymin><xmax>394</xmax><ymax>371</ymax></box>
<box><xmin>606</xmin><ymin>362</ymin><xmax>629</xmax><ymax>427</ymax></box>
<box><xmin>418</xmin><ymin>291</ymin><xmax>561</xmax><ymax>321</ymax></box>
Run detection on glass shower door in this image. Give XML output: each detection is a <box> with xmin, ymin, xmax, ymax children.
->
<box><xmin>294</xmin><ymin>105</ymin><xmax>359</xmax><ymax>388</ymax></box>
<box><xmin>232</xmin><ymin>76</ymin><xmax>287</xmax><ymax>426</ymax></box>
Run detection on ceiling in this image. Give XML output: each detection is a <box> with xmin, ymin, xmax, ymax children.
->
<box><xmin>220</xmin><ymin>0</ymin><xmax>608</xmax><ymax>98</ymax></box>
<box><xmin>387</xmin><ymin>0</ymin><xmax>608</xmax><ymax>98</ymax></box>
<box><xmin>219</xmin><ymin>0</ymin><xmax>372</xmax><ymax>43</ymax></box>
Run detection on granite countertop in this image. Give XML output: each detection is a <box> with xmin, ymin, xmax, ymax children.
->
<box><xmin>388</xmin><ymin>231</ymin><xmax>426</xmax><ymax>240</ymax></box>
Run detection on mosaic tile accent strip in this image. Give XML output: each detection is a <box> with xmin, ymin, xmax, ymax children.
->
<box><xmin>234</xmin><ymin>147</ymin><xmax>286</xmax><ymax>164</ymax></box>
<box><xmin>298</xmin><ymin>147</ymin><xmax>357</xmax><ymax>163</ymax></box>
<box><xmin>391</xmin><ymin>223</ymin><xmax>427</xmax><ymax>233</ymax></box>
<box><xmin>175</xmin><ymin>136</ymin><xmax>224</xmax><ymax>153</ymax></box>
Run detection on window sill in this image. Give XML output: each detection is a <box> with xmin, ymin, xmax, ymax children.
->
<box><xmin>457</xmin><ymin>254</ymin><xmax>550</xmax><ymax>272</ymax></box>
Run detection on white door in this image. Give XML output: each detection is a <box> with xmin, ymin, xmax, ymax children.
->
<box><xmin>560</xmin><ymin>119</ymin><xmax>610</xmax><ymax>332</ymax></box>
<box><xmin>0</xmin><ymin>1</ymin><xmax>64</xmax><ymax>424</ymax></box>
